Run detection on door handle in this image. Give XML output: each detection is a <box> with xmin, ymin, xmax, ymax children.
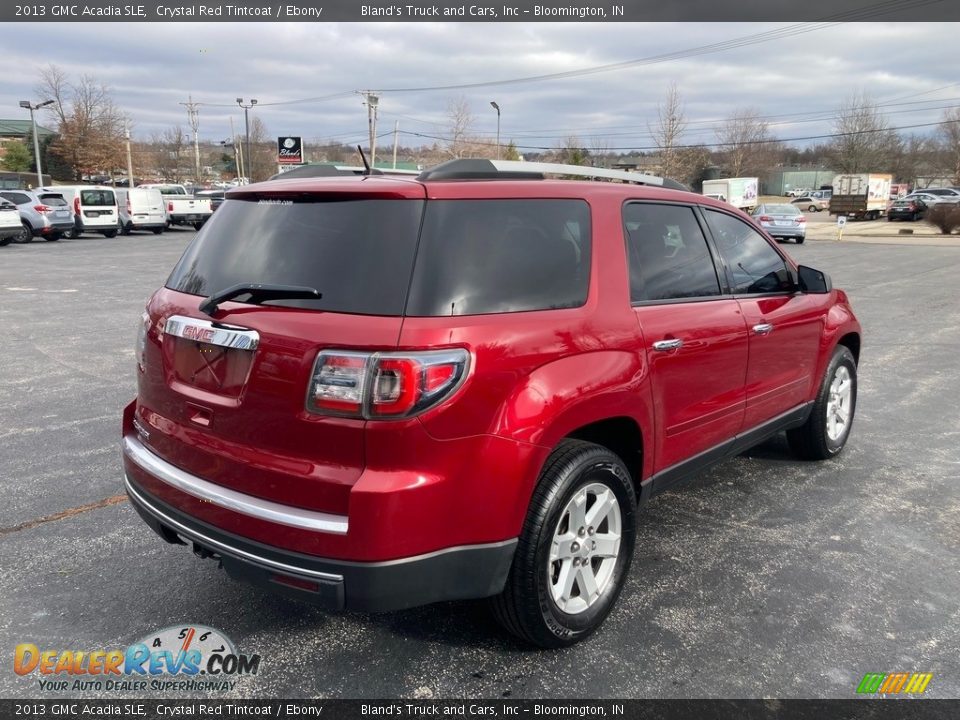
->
<box><xmin>753</xmin><ymin>323</ymin><xmax>774</xmax><ymax>335</ymax></box>
<box><xmin>653</xmin><ymin>339</ymin><xmax>683</xmax><ymax>352</ymax></box>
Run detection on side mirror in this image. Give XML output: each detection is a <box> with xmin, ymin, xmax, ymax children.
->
<box><xmin>797</xmin><ymin>265</ymin><xmax>832</xmax><ymax>294</ymax></box>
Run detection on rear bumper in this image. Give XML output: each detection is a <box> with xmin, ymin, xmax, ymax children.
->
<box><xmin>122</xmin><ymin>436</ymin><xmax>518</xmax><ymax>611</ymax></box>
<box><xmin>762</xmin><ymin>225</ymin><xmax>805</xmax><ymax>239</ymax></box>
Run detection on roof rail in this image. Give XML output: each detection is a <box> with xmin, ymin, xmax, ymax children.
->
<box><xmin>417</xmin><ymin>158</ymin><xmax>690</xmax><ymax>191</ymax></box>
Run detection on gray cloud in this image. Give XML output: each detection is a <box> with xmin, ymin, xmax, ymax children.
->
<box><xmin>4</xmin><ymin>22</ymin><xmax>958</xmax><ymax>151</ymax></box>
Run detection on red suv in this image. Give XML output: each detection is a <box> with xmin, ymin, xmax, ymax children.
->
<box><xmin>123</xmin><ymin>159</ymin><xmax>860</xmax><ymax>647</ymax></box>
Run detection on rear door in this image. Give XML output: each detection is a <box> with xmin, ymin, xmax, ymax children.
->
<box><xmin>702</xmin><ymin>209</ymin><xmax>824</xmax><ymax>430</ymax></box>
<box><xmin>79</xmin><ymin>188</ymin><xmax>118</xmax><ymax>228</ymax></box>
<box><xmin>625</xmin><ymin>202</ymin><xmax>749</xmax><ymax>474</ymax></box>
<box><xmin>135</xmin><ymin>185</ymin><xmax>426</xmax><ymax>516</ymax></box>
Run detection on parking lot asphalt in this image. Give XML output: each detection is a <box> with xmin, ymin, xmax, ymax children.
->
<box><xmin>1</xmin><ymin>230</ymin><xmax>958</xmax><ymax>699</ymax></box>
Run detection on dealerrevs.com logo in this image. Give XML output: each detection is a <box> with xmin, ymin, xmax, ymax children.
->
<box><xmin>14</xmin><ymin>625</ymin><xmax>260</xmax><ymax>693</ymax></box>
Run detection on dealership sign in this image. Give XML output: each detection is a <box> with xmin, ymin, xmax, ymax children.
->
<box><xmin>277</xmin><ymin>136</ymin><xmax>303</xmax><ymax>165</ymax></box>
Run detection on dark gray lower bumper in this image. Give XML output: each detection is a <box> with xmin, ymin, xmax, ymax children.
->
<box><xmin>125</xmin><ymin>474</ymin><xmax>517</xmax><ymax>612</ymax></box>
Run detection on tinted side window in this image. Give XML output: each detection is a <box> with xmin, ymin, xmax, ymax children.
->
<box><xmin>406</xmin><ymin>199</ymin><xmax>590</xmax><ymax>316</ymax></box>
<box><xmin>624</xmin><ymin>203</ymin><xmax>720</xmax><ymax>302</ymax></box>
<box><xmin>703</xmin><ymin>210</ymin><xmax>791</xmax><ymax>294</ymax></box>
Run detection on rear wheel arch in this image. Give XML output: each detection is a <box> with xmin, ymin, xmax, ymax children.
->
<box><xmin>565</xmin><ymin>416</ymin><xmax>645</xmax><ymax>499</ymax></box>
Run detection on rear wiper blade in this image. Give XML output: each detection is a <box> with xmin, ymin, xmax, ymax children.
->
<box><xmin>199</xmin><ymin>283</ymin><xmax>322</xmax><ymax>316</ymax></box>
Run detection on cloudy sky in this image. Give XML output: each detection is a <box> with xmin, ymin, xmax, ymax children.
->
<box><xmin>4</xmin><ymin>22</ymin><xmax>959</xmax><ymax>154</ymax></box>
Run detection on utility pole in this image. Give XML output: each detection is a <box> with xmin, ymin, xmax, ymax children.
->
<box><xmin>363</xmin><ymin>92</ymin><xmax>379</xmax><ymax>168</ymax></box>
<box><xmin>180</xmin><ymin>95</ymin><xmax>201</xmax><ymax>185</ymax></box>
<box><xmin>237</xmin><ymin>98</ymin><xmax>257</xmax><ymax>182</ymax></box>
<box><xmin>392</xmin><ymin>120</ymin><xmax>399</xmax><ymax>169</ymax></box>
<box><xmin>229</xmin><ymin>115</ymin><xmax>243</xmax><ymax>182</ymax></box>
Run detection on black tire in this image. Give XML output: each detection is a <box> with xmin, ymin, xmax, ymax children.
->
<box><xmin>65</xmin><ymin>228</ymin><xmax>80</xmax><ymax>239</ymax></box>
<box><xmin>193</xmin><ymin>221</ymin><xmax>205</xmax><ymax>231</ymax></box>
<box><xmin>787</xmin><ymin>345</ymin><xmax>857</xmax><ymax>461</ymax></box>
<box><xmin>120</xmin><ymin>222</ymin><xmax>131</xmax><ymax>236</ymax></box>
<box><xmin>808</xmin><ymin>205</ymin><xmax>817</xmax><ymax>212</ymax></box>
<box><xmin>102</xmin><ymin>230</ymin><xmax>118</xmax><ymax>238</ymax></box>
<box><xmin>796</xmin><ymin>236</ymin><xmax>805</xmax><ymax>244</ymax></box>
<box><xmin>152</xmin><ymin>227</ymin><xmax>163</xmax><ymax>235</ymax></box>
<box><xmin>911</xmin><ymin>212</ymin><xmax>919</xmax><ymax>222</ymax></box>
<box><xmin>0</xmin><ymin>236</ymin><xmax>11</xmax><ymax>246</ymax></box>
<box><xmin>15</xmin><ymin>223</ymin><xmax>32</xmax><ymax>243</ymax></box>
<box><xmin>47</xmin><ymin>233</ymin><xmax>60</xmax><ymax>242</ymax></box>
<box><xmin>490</xmin><ymin>439</ymin><xmax>637</xmax><ymax>648</ymax></box>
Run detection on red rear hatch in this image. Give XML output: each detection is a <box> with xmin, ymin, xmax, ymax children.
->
<box><xmin>133</xmin><ymin>179</ymin><xmax>425</xmax><ymax>516</ymax></box>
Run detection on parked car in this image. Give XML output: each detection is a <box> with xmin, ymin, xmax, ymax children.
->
<box><xmin>887</xmin><ymin>197</ymin><xmax>929</xmax><ymax>221</ymax></box>
<box><xmin>123</xmin><ymin>158</ymin><xmax>861</xmax><ymax>648</ymax></box>
<box><xmin>0</xmin><ymin>197</ymin><xmax>21</xmax><ymax>246</ymax></box>
<box><xmin>751</xmin><ymin>203</ymin><xmax>807</xmax><ymax>243</ymax></box>
<box><xmin>791</xmin><ymin>194</ymin><xmax>830</xmax><ymax>212</ymax></box>
<box><xmin>0</xmin><ymin>189</ymin><xmax>75</xmax><ymax>242</ymax></box>
<box><xmin>902</xmin><ymin>192</ymin><xmax>959</xmax><ymax>208</ymax></box>
<box><xmin>117</xmin><ymin>188</ymin><xmax>167</xmax><ymax>235</ymax></box>
<box><xmin>194</xmin><ymin>189</ymin><xmax>225</xmax><ymax>213</ymax></box>
<box><xmin>917</xmin><ymin>187</ymin><xmax>960</xmax><ymax>200</ymax></box>
<box><xmin>37</xmin><ymin>185</ymin><xmax>120</xmax><ymax>238</ymax></box>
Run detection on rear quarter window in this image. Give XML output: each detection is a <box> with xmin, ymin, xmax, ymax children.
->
<box><xmin>405</xmin><ymin>199</ymin><xmax>591</xmax><ymax>316</ymax></box>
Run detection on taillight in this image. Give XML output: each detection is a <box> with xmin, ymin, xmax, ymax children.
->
<box><xmin>307</xmin><ymin>349</ymin><xmax>470</xmax><ymax>419</ymax></box>
<box><xmin>127</xmin><ymin>197</ymin><xmax>132</xmax><ymax>214</ymax></box>
<box><xmin>33</xmin><ymin>204</ymin><xmax>51</xmax><ymax>214</ymax></box>
<box><xmin>758</xmin><ymin>215</ymin><xmax>771</xmax><ymax>222</ymax></box>
<box><xmin>73</xmin><ymin>197</ymin><xmax>80</xmax><ymax>215</ymax></box>
<box><xmin>168</xmin><ymin>202</ymin><xmax>174</xmax><ymax>212</ymax></box>
<box><xmin>795</xmin><ymin>216</ymin><xmax>806</xmax><ymax>223</ymax></box>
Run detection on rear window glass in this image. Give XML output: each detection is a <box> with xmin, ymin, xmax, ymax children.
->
<box><xmin>405</xmin><ymin>199</ymin><xmax>591</xmax><ymax>316</ymax></box>
<box><xmin>166</xmin><ymin>198</ymin><xmax>423</xmax><ymax>316</ymax></box>
<box><xmin>39</xmin><ymin>194</ymin><xmax>68</xmax><ymax>207</ymax></box>
<box><xmin>1</xmin><ymin>192</ymin><xmax>31</xmax><ymax>205</ymax></box>
<box><xmin>80</xmin><ymin>190</ymin><xmax>115</xmax><ymax>206</ymax></box>
<box><xmin>763</xmin><ymin>204</ymin><xmax>799</xmax><ymax>215</ymax></box>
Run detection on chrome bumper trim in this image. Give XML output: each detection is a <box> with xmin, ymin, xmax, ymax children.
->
<box><xmin>124</xmin><ymin>474</ymin><xmax>344</xmax><ymax>583</ymax></box>
<box><xmin>122</xmin><ymin>435</ymin><xmax>348</xmax><ymax>535</ymax></box>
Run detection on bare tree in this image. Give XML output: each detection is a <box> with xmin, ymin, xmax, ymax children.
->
<box><xmin>715</xmin><ymin>107</ymin><xmax>774</xmax><ymax>177</ymax></box>
<box><xmin>940</xmin><ymin>107</ymin><xmax>960</xmax><ymax>186</ymax></box>
<box><xmin>247</xmin><ymin>116</ymin><xmax>274</xmax><ymax>182</ymax></box>
<box><xmin>445</xmin><ymin>97</ymin><xmax>476</xmax><ymax>159</ymax></box>
<box><xmin>151</xmin><ymin>126</ymin><xmax>187</xmax><ymax>182</ymax></box>
<box><xmin>829</xmin><ymin>91</ymin><xmax>899</xmax><ymax>173</ymax></box>
<box><xmin>552</xmin><ymin>136</ymin><xmax>588</xmax><ymax>166</ymax></box>
<box><xmin>650</xmin><ymin>83</ymin><xmax>688</xmax><ymax>180</ymax></box>
<box><xmin>37</xmin><ymin>64</ymin><xmax>126</xmax><ymax>181</ymax></box>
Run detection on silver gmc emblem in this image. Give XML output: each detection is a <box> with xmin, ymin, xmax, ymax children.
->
<box><xmin>164</xmin><ymin>315</ymin><xmax>260</xmax><ymax>351</ymax></box>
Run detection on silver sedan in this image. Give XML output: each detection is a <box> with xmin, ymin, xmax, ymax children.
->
<box><xmin>752</xmin><ymin>203</ymin><xmax>807</xmax><ymax>243</ymax></box>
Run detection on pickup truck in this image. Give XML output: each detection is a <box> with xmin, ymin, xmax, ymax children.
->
<box><xmin>139</xmin><ymin>184</ymin><xmax>213</xmax><ymax>230</ymax></box>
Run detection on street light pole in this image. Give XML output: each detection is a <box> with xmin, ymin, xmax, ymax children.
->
<box><xmin>19</xmin><ymin>99</ymin><xmax>54</xmax><ymax>187</ymax></box>
<box><xmin>236</xmin><ymin>98</ymin><xmax>257</xmax><ymax>183</ymax></box>
<box><xmin>364</xmin><ymin>92</ymin><xmax>380</xmax><ymax>168</ymax></box>
<box><xmin>125</xmin><ymin>124</ymin><xmax>135</xmax><ymax>188</ymax></box>
<box><xmin>490</xmin><ymin>101</ymin><xmax>501</xmax><ymax>160</ymax></box>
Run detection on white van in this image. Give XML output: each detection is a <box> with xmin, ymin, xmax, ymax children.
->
<box><xmin>38</xmin><ymin>185</ymin><xmax>120</xmax><ymax>238</ymax></box>
<box><xmin>116</xmin><ymin>188</ymin><xmax>167</xmax><ymax>234</ymax></box>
